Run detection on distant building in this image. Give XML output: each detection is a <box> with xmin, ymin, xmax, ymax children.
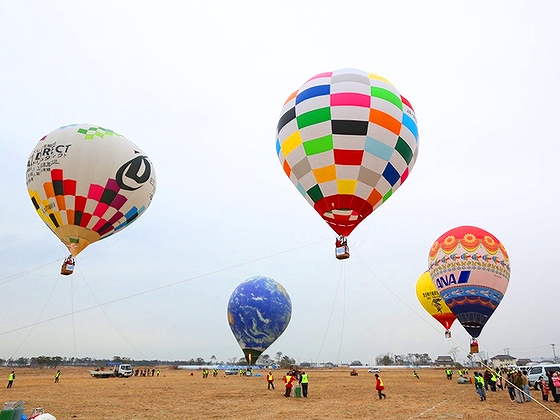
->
<box><xmin>516</xmin><ymin>358</ymin><xmax>533</xmax><ymax>366</ymax></box>
<box><xmin>490</xmin><ymin>354</ymin><xmax>517</xmax><ymax>368</ymax></box>
<box><xmin>433</xmin><ymin>356</ymin><xmax>455</xmax><ymax>368</ymax></box>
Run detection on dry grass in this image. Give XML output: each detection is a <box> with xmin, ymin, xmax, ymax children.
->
<box><xmin>0</xmin><ymin>367</ymin><xmax>558</xmax><ymax>419</ymax></box>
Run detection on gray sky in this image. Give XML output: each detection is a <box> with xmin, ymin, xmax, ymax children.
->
<box><xmin>0</xmin><ymin>1</ymin><xmax>558</xmax><ymax>365</ymax></box>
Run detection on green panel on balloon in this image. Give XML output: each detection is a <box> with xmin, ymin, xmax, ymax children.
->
<box><xmin>395</xmin><ymin>137</ymin><xmax>414</xmax><ymax>164</ymax></box>
<box><xmin>307</xmin><ymin>184</ymin><xmax>324</xmax><ymax>203</ymax></box>
<box><xmin>370</xmin><ymin>87</ymin><xmax>402</xmax><ymax>110</ymax></box>
<box><xmin>297</xmin><ymin>107</ymin><xmax>331</xmax><ymax>130</ymax></box>
<box><xmin>303</xmin><ymin>135</ymin><xmax>333</xmax><ymax>156</ymax></box>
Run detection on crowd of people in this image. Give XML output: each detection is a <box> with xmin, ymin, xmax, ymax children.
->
<box><xmin>465</xmin><ymin>366</ymin><xmax>560</xmax><ymax>404</ymax></box>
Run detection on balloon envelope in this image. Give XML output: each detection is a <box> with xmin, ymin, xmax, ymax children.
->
<box><xmin>227</xmin><ymin>276</ymin><xmax>292</xmax><ymax>365</ymax></box>
<box><xmin>415</xmin><ymin>271</ymin><xmax>456</xmax><ymax>332</ymax></box>
<box><xmin>428</xmin><ymin>226</ymin><xmax>510</xmax><ymax>338</ymax></box>
<box><xmin>26</xmin><ymin>124</ymin><xmax>156</xmax><ymax>256</ymax></box>
<box><xmin>275</xmin><ymin>69</ymin><xmax>419</xmax><ymax>236</ymax></box>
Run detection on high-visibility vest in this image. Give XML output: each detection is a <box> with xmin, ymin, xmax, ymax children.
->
<box><xmin>267</xmin><ymin>374</ymin><xmax>273</xmax><ymax>381</ymax></box>
<box><xmin>378</xmin><ymin>377</ymin><xmax>384</xmax><ymax>387</ymax></box>
<box><xmin>476</xmin><ymin>376</ymin><xmax>484</xmax><ymax>386</ymax></box>
<box><xmin>8</xmin><ymin>373</ymin><xmax>14</xmax><ymax>381</ymax></box>
<box><xmin>301</xmin><ymin>374</ymin><xmax>308</xmax><ymax>384</ymax></box>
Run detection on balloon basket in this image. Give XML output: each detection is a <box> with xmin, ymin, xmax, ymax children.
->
<box><xmin>60</xmin><ymin>263</ymin><xmax>74</xmax><ymax>276</ymax></box>
<box><xmin>470</xmin><ymin>343</ymin><xmax>479</xmax><ymax>354</ymax></box>
<box><xmin>335</xmin><ymin>245</ymin><xmax>350</xmax><ymax>260</ymax></box>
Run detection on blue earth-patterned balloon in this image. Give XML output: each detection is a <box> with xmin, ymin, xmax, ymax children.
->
<box><xmin>227</xmin><ymin>276</ymin><xmax>292</xmax><ymax>365</ymax></box>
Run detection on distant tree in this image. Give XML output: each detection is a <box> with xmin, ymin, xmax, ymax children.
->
<box><xmin>257</xmin><ymin>354</ymin><xmax>272</xmax><ymax>366</ymax></box>
<box><xmin>376</xmin><ymin>353</ymin><xmax>394</xmax><ymax>366</ymax></box>
<box><xmin>275</xmin><ymin>352</ymin><xmax>283</xmax><ymax>363</ymax></box>
<box><xmin>210</xmin><ymin>355</ymin><xmax>217</xmax><ymax>365</ymax></box>
<box><xmin>394</xmin><ymin>354</ymin><xmax>405</xmax><ymax>365</ymax></box>
<box><xmin>279</xmin><ymin>355</ymin><xmax>295</xmax><ymax>369</ymax></box>
<box><xmin>449</xmin><ymin>347</ymin><xmax>459</xmax><ymax>362</ymax></box>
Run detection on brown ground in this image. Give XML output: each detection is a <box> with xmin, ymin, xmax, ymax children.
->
<box><xmin>0</xmin><ymin>367</ymin><xmax>558</xmax><ymax>419</ymax></box>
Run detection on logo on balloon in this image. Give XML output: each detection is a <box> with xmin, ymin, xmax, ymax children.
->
<box><xmin>116</xmin><ymin>155</ymin><xmax>152</xmax><ymax>191</ymax></box>
<box><xmin>433</xmin><ymin>271</ymin><xmax>471</xmax><ymax>289</ymax></box>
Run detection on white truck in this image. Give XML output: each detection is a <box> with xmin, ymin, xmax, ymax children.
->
<box><xmin>89</xmin><ymin>363</ymin><xmax>133</xmax><ymax>378</ymax></box>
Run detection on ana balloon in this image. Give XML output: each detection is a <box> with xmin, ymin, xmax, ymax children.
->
<box><xmin>415</xmin><ymin>271</ymin><xmax>456</xmax><ymax>338</ymax></box>
<box><xmin>26</xmin><ymin>124</ymin><xmax>157</xmax><ymax>263</ymax></box>
<box><xmin>276</xmin><ymin>69</ymin><xmax>419</xmax><ymax>258</ymax></box>
<box><xmin>427</xmin><ymin>226</ymin><xmax>510</xmax><ymax>339</ymax></box>
<box><xmin>227</xmin><ymin>276</ymin><xmax>292</xmax><ymax>365</ymax></box>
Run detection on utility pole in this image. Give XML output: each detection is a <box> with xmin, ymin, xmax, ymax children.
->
<box><xmin>552</xmin><ymin>344</ymin><xmax>558</xmax><ymax>363</ymax></box>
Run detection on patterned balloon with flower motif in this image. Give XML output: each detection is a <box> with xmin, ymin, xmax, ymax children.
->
<box><xmin>427</xmin><ymin>226</ymin><xmax>510</xmax><ymax>338</ymax></box>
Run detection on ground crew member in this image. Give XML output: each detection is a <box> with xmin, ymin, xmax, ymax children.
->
<box><xmin>283</xmin><ymin>372</ymin><xmax>295</xmax><ymax>397</ymax></box>
<box><xmin>267</xmin><ymin>371</ymin><xmax>275</xmax><ymax>390</ymax></box>
<box><xmin>413</xmin><ymin>370</ymin><xmax>420</xmax><ymax>379</ymax></box>
<box><xmin>375</xmin><ymin>373</ymin><xmax>386</xmax><ymax>399</ymax></box>
<box><xmin>54</xmin><ymin>370</ymin><xmax>61</xmax><ymax>383</ymax></box>
<box><xmin>300</xmin><ymin>371</ymin><xmax>309</xmax><ymax>397</ymax></box>
<box><xmin>474</xmin><ymin>372</ymin><xmax>486</xmax><ymax>401</ymax></box>
<box><xmin>446</xmin><ymin>368</ymin><xmax>453</xmax><ymax>380</ymax></box>
<box><xmin>7</xmin><ymin>371</ymin><xmax>15</xmax><ymax>388</ymax></box>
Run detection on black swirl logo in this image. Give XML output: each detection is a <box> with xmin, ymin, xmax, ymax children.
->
<box><xmin>116</xmin><ymin>155</ymin><xmax>152</xmax><ymax>191</ymax></box>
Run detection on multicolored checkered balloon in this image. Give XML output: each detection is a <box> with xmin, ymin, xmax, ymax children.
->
<box><xmin>276</xmin><ymin>69</ymin><xmax>419</xmax><ymax>237</ymax></box>
<box><xmin>26</xmin><ymin>124</ymin><xmax>157</xmax><ymax>256</ymax></box>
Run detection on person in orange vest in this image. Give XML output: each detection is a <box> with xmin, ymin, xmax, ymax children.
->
<box><xmin>283</xmin><ymin>371</ymin><xmax>296</xmax><ymax>397</ymax></box>
<box><xmin>375</xmin><ymin>373</ymin><xmax>386</xmax><ymax>399</ymax></box>
<box><xmin>267</xmin><ymin>371</ymin><xmax>275</xmax><ymax>390</ymax></box>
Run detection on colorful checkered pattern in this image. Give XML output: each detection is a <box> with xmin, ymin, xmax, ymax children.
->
<box><xmin>28</xmin><ymin>168</ymin><xmax>144</xmax><ymax>238</ymax></box>
<box><xmin>276</xmin><ymin>69</ymin><xmax>419</xmax><ymax>236</ymax></box>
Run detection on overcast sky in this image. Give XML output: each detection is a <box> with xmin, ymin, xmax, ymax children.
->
<box><xmin>1</xmin><ymin>1</ymin><xmax>559</xmax><ymax>365</ymax></box>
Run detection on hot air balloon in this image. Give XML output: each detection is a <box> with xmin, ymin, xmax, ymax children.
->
<box><xmin>276</xmin><ymin>69</ymin><xmax>419</xmax><ymax>259</ymax></box>
<box><xmin>227</xmin><ymin>276</ymin><xmax>292</xmax><ymax>365</ymax></box>
<box><xmin>26</xmin><ymin>124</ymin><xmax>157</xmax><ymax>275</ymax></box>
<box><xmin>428</xmin><ymin>226</ymin><xmax>510</xmax><ymax>352</ymax></box>
<box><xmin>415</xmin><ymin>271</ymin><xmax>456</xmax><ymax>338</ymax></box>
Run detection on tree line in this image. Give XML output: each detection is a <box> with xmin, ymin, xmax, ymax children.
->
<box><xmin>0</xmin><ymin>352</ymin><xmax>298</xmax><ymax>369</ymax></box>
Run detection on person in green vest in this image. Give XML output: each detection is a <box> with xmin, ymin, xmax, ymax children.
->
<box><xmin>6</xmin><ymin>371</ymin><xmax>15</xmax><ymax>388</ymax></box>
<box><xmin>446</xmin><ymin>368</ymin><xmax>453</xmax><ymax>380</ymax></box>
<box><xmin>54</xmin><ymin>370</ymin><xmax>61</xmax><ymax>383</ymax></box>
<box><xmin>474</xmin><ymin>372</ymin><xmax>486</xmax><ymax>401</ymax></box>
<box><xmin>299</xmin><ymin>372</ymin><xmax>309</xmax><ymax>397</ymax></box>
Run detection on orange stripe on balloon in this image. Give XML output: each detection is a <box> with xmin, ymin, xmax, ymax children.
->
<box><xmin>55</xmin><ymin>195</ymin><xmax>66</xmax><ymax>211</ymax></box>
<box><xmin>66</xmin><ymin>209</ymin><xmax>75</xmax><ymax>225</ymax></box>
<box><xmin>366</xmin><ymin>189</ymin><xmax>383</xmax><ymax>207</ymax></box>
<box><xmin>43</xmin><ymin>182</ymin><xmax>55</xmax><ymax>198</ymax></box>
<box><xmin>283</xmin><ymin>90</ymin><xmax>297</xmax><ymax>105</ymax></box>
<box><xmin>283</xmin><ymin>160</ymin><xmax>291</xmax><ymax>177</ymax></box>
<box><xmin>369</xmin><ymin>109</ymin><xmax>401</xmax><ymax>136</ymax></box>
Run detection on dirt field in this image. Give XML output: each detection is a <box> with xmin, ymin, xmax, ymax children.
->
<box><xmin>0</xmin><ymin>366</ymin><xmax>558</xmax><ymax>419</ymax></box>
